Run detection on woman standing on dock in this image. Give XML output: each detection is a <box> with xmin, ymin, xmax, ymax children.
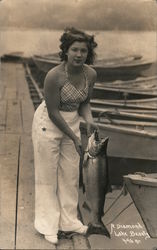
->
<box><xmin>32</xmin><ymin>27</ymin><xmax>97</xmax><ymax>245</ymax></box>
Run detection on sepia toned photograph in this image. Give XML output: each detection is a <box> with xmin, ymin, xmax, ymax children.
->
<box><xmin>0</xmin><ymin>0</ymin><xmax>157</xmax><ymax>249</ymax></box>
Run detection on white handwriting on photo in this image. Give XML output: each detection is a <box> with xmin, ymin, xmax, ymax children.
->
<box><xmin>110</xmin><ymin>223</ymin><xmax>150</xmax><ymax>245</ymax></box>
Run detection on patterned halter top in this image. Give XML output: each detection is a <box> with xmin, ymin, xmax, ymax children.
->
<box><xmin>59</xmin><ymin>64</ymin><xmax>89</xmax><ymax>112</ymax></box>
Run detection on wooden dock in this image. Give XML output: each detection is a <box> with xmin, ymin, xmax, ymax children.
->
<box><xmin>0</xmin><ymin>62</ymin><xmax>157</xmax><ymax>250</ymax></box>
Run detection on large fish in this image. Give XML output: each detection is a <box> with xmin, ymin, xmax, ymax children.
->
<box><xmin>82</xmin><ymin>130</ymin><xmax>110</xmax><ymax>238</ymax></box>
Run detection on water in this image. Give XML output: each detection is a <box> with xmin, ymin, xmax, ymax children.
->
<box><xmin>0</xmin><ymin>28</ymin><xmax>156</xmax><ymax>61</ymax></box>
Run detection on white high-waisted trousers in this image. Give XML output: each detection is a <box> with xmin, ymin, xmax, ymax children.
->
<box><xmin>32</xmin><ymin>101</ymin><xmax>84</xmax><ymax>236</ymax></box>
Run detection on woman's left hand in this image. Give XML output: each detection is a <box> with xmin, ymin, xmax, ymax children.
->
<box><xmin>86</xmin><ymin>122</ymin><xmax>99</xmax><ymax>137</ymax></box>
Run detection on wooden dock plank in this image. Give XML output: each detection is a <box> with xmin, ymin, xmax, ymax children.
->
<box><xmin>16</xmin><ymin>135</ymin><xmax>56</xmax><ymax>249</ymax></box>
<box><xmin>0</xmin><ymin>80</ymin><xmax>6</xmax><ymax>100</ymax></box>
<box><xmin>4</xmin><ymin>88</ymin><xmax>17</xmax><ymax>99</ymax></box>
<box><xmin>2</xmin><ymin>63</ymin><xmax>18</xmax><ymax>99</ymax></box>
<box><xmin>0</xmin><ymin>101</ymin><xmax>7</xmax><ymax>132</ymax></box>
<box><xmin>6</xmin><ymin>100</ymin><xmax>23</xmax><ymax>134</ymax></box>
<box><xmin>0</xmin><ymin>63</ymin><xmax>6</xmax><ymax>100</ymax></box>
<box><xmin>16</xmin><ymin>64</ymin><xmax>34</xmax><ymax>134</ymax></box>
<box><xmin>57</xmin><ymin>239</ymin><xmax>74</xmax><ymax>250</ymax></box>
<box><xmin>16</xmin><ymin>64</ymin><xmax>31</xmax><ymax>99</ymax></box>
<box><xmin>21</xmin><ymin>99</ymin><xmax>34</xmax><ymax>134</ymax></box>
<box><xmin>72</xmin><ymin>234</ymin><xmax>91</xmax><ymax>249</ymax></box>
<box><xmin>0</xmin><ymin>134</ymin><xmax>20</xmax><ymax>249</ymax></box>
<box><xmin>3</xmin><ymin>63</ymin><xmax>17</xmax><ymax>88</ymax></box>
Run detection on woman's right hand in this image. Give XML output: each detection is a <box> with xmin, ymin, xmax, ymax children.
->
<box><xmin>73</xmin><ymin>137</ymin><xmax>83</xmax><ymax>157</ymax></box>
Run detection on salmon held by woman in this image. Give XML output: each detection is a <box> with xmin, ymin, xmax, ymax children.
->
<box><xmin>83</xmin><ymin>129</ymin><xmax>111</xmax><ymax>238</ymax></box>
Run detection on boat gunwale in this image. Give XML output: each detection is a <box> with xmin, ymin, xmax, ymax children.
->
<box><xmin>32</xmin><ymin>55</ymin><xmax>60</xmax><ymax>65</ymax></box>
<box><xmin>91</xmin><ymin>106</ymin><xmax>157</xmax><ymax>114</ymax></box>
<box><xmin>124</xmin><ymin>174</ymin><xmax>157</xmax><ymax>188</ymax></box>
<box><xmin>91</xmin><ymin>97</ymin><xmax>157</xmax><ymax>105</ymax></box>
<box><xmin>94</xmin><ymin>85</ymin><xmax>157</xmax><ymax>97</ymax></box>
<box><xmin>93</xmin><ymin>59</ymin><xmax>153</xmax><ymax>69</ymax></box>
<box><xmin>91</xmin><ymin>100</ymin><xmax>157</xmax><ymax>110</ymax></box>
<box><xmin>95</xmin><ymin>109</ymin><xmax>157</xmax><ymax>121</ymax></box>
<box><xmin>94</xmin><ymin>118</ymin><xmax>157</xmax><ymax>128</ymax></box>
<box><xmin>80</xmin><ymin>121</ymin><xmax>157</xmax><ymax>139</ymax></box>
<box><xmin>96</xmin><ymin>75</ymin><xmax>157</xmax><ymax>86</ymax></box>
<box><xmin>32</xmin><ymin>55</ymin><xmax>154</xmax><ymax>69</ymax></box>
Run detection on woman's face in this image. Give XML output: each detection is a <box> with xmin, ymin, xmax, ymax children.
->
<box><xmin>66</xmin><ymin>41</ymin><xmax>88</xmax><ymax>67</ymax></box>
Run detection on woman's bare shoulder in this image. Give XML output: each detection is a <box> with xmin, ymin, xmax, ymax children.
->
<box><xmin>44</xmin><ymin>63</ymin><xmax>65</xmax><ymax>88</ymax></box>
<box><xmin>84</xmin><ymin>64</ymin><xmax>97</xmax><ymax>84</ymax></box>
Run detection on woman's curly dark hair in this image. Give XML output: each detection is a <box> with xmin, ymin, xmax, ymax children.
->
<box><xmin>59</xmin><ymin>27</ymin><xmax>97</xmax><ymax>65</ymax></box>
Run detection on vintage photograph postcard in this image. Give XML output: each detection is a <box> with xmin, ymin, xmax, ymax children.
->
<box><xmin>0</xmin><ymin>0</ymin><xmax>157</xmax><ymax>249</ymax></box>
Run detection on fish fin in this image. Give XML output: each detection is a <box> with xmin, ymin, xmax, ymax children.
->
<box><xmin>82</xmin><ymin>201</ymin><xmax>91</xmax><ymax>212</ymax></box>
<box><xmin>82</xmin><ymin>183</ymin><xmax>85</xmax><ymax>193</ymax></box>
<box><xmin>101</xmin><ymin>137</ymin><xmax>109</xmax><ymax>151</ymax></box>
<box><xmin>87</xmin><ymin>222</ymin><xmax>111</xmax><ymax>238</ymax></box>
<box><xmin>79</xmin><ymin>152</ymin><xmax>85</xmax><ymax>188</ymax></box>
<box><xmin>79</xmin><ymin>152</ymin><xmax>88</xmax><ymax>189</ymax></box>
<box><xmin>82</xmin><ymin>152</ymin><xmax>89</xmax><ymax>167</ymax></box>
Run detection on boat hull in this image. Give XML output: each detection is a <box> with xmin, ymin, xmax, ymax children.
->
<box><xmin>32</xmin><ymin>55</ymin><xmax>153</xmax><ymax>82</ymax></box>
<box><xmin>32</xmin><ymin>56</ymin><xmax>59</xmax><ymax>73</ymax></box>
<box><xmin>109</xmin><ymin>157</ymin><xmax>157</xmax><ymax>185</ymax></box>
<box><xmin>98</xmin><ymin>75</ymin><xmax>157</xmax><ymax>89</ymax></box>
<box><xmin>91</xmin><ymin>97</ymin><xmax>157</xmax><ymax>108</ymax></box>
<box><xmin>92</xmin><ymin>61</ymin><xmax>153</xmax><ymax>82</ymax></box>
<box><xmin>123</xmin><ymin>174</ymin><xmax>157</xmax><ymax>238</ymax></box>
<box><xmin>80</xmin><ymin>122</ymin><xmax>157</xmax><ymax>160</ymax></box>
<box><xmin>92</xmin><ymin>86</ymin><xmax>156</xmax><ymax>100</ymax></box>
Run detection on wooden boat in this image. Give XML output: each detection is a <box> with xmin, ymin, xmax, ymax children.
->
<box><xmin>93</xmin><ymin>117</ymin><xmax>157</xmax><ymax>133</ymax></box>
<box><xmin>90</xmin><ymin>99</ymin><xmax>157</xmax><ymax>112</ymax></box>
<box><xmin>95</xmin><ymin>54</ymin><xmax>142</xmax><ymax>64</ymax></box>
<box><xmin>80</xmin><ymin>121</ymin><xmax>157</xmax><ymax>185</ymax></box>
<box><xmin>103</xmin><ymin>86</ymin><xmax>157</xmax><ymax>95</ymax></box>
<box><xmin>91</xmin><ymin>108</ymin><xmax>157</xmax><ymax>132</ymax></box>
<box><xmin>92</xmin><ymin>108</ymin><xmax>157</xmax><ymax>122</ymax></box>
<box><xmin>80</xmin><ymin>121</ymin><xmax>157</xmax><ymax>160</ymax></box>
<box><xmin>92</xmin><ymin>85</ymin><xmax>157</xmax><ymax>100</ymax></box>
<box><xmin>32</xmin><ymin>53</ymin><xmax>153</xmax><ymax>82</ymax></box>
<box><xmin>34</xmin><ymin>52</ymin><xmax>142</xmax><ymax>65</ymax></box>
<box><xmin>32</xmin><ymin>55</ymin><xmax>59</xmax><ymax>73</ymax></box>
<box><xmin>1</xmin><ymin>51</ymin><xmax>24</xmax><ymax>62</ymax></box>
<box><xmin>96</xmin><ymin>75</ymin><xmax>157</xmax><ymax>91</ymax></box>
<box><xmin>91</xmin><ymin>105</ymin><xmax>157</xmax><ymax>115</ymax></box>
<box><xmin>35</xmin><ymin>52</ymin><xmax>60</xmax><ymax>60</ymax></box>
<box><xmin>93</xmin><ymin>59</ymin><xmax>154</xmax><ymax>82</ymax></box>
<box><xmin>123</xmin><ymin>173</ymin><xmax>157</xmax><ymax>238</ymax></box>
<box><xmin>91</xmin><ymin>97</ymin><xmax>157</xmax><ymax>108</ymax></box>
<box><xmin>141</xmin><ymin>60</ymin><xmax>157</xmax><ymax>78</ymax></box>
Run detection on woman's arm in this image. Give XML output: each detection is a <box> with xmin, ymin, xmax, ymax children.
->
<box><xmin>44</xmin><ymin>69</ymin><xmax>82</xmax><ymax>155</ymax></box>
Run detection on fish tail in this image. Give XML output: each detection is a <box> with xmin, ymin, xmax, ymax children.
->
<box><xmin>86</xmin><ymin>222</ymin><xmax>111</xmax><ymax>238</ymax></box>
